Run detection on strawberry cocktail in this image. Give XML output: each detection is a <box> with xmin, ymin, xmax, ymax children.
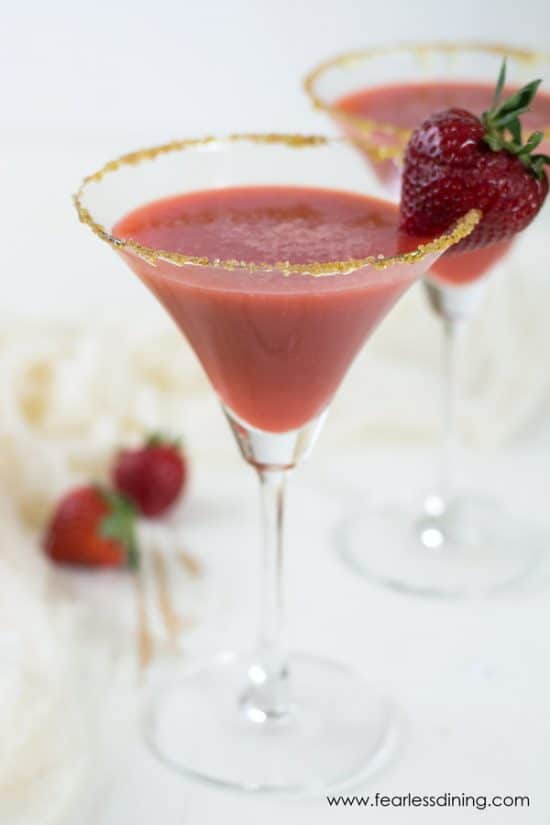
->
<box><xmin>305</xmin><ymin>45</ymin><xmax>550</xmax><ymax>597</ymax></box>
<box><xmin>74</xmin><ymin>134</ymin><xmax>475</xmax><ymax>793</ymax></box>
<box><xmin>113</xmin><ymin>186</ymin><xmax>429</xmax><ymax>433</ymax></box>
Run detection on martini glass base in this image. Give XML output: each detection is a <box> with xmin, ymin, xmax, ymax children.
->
<box><xmin>143</xmin><ymin>651</ymin><xmax>395</xmax><ymax>795</ymax></box>
<box><xmin>338</xmin><ymin>494</ymin><xmax>546</xmax><ymax>598</ymax></box>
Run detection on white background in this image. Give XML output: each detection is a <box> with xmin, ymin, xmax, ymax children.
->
<box><xmin>2</xmin><ymin>3</ymin><xmax>550</xmax><ymax>824</ymax></box>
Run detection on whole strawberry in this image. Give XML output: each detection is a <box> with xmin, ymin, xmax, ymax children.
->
<box><xmin>44</xmin><ymin>485</ymin><xmax>138</xmax><ymax>568</ymax></box>
<box><xmin>113</xmin><ymin>434</ymin><xmax>187</xmax><ymax>517</ymax></box>
<box><xmin>401</xmin><ymin>60</ymin><xmax>550</xmax><ymax>251</ymax></box>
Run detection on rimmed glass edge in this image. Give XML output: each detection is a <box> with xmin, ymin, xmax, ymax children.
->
<box><xmin>304</xmin><ymin>42</ymin><xmax>550</xmax><ymax>161</ymax></box>
<box><xmin>73</xmin><ymin>133</ymin><xmax>480</xmax><ymax>277</ymax></box>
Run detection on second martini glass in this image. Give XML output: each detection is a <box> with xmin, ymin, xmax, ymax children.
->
<box><xmin>74</xmin><ymin>134</ymin><xmax>475</xmax><ymax>793</ymax></box>
<box><xmin>306</xmin><ymin>43</ymin><xmax>550</xmax><ymax>597</ymax></box>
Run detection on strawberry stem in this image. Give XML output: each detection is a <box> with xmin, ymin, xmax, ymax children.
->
<box><xmin>481</xmin><ymin>59</ymin><xmax>549</xmax><ymax>180</ymax></box>
<box><xmin>492</xmin><ymin>57</ymin><xmax>507</xmax><ymax>108</ymax></box>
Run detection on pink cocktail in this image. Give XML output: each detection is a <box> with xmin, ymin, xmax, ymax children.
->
<box><xmin>114</xmin><ymin>186</ymin><xmax>429</xmax><ymax>432</ymax></box>
<box><xmin>305</xmin><ymin>45</ymin><xmax>550</xmax><ymax>596</ymax></box>
<box><xmin>75</xmin><ymin>134</ymin><xmax>475</xmax><ymax>791</ymax></box>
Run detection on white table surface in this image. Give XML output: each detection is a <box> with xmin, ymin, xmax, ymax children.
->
<box><xmin>73</xmin><ymin>441</ymin><xmax>550</xmax><ymax>825</ymax></box>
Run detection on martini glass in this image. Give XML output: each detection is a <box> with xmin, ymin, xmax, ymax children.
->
<box><xmin>305</xmin><ymin>44</ymin><xmax>550</xmax><ymax>597</ymax></box>
<box><xmin>74</xmin><ymin>134</ymin><xmax>476</xmax><ymax>794</ymax></box>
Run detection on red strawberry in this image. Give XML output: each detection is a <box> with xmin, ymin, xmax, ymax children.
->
<box><xmin>400</xmin><ymin>60</ymin><xmax>549</xmax><ymax>251</ymax></box>
<box><xmin>44</xmin><ymin>485</ymin><xmax>138</xmax><ymax>568</ymax></box>
<box><xmin>113</xmin><ymin>434</ymin><xmax>187</xmax><ymax>517</ymax></box>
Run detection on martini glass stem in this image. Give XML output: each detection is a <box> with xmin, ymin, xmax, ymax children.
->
<box><xmin>437</xmin><ymin>317</ymin><xmax>461</xmax><ymax>507</ymax></box>
<box><xmin>241</xmin><ymin>468</ymin><xmax>291</xmax><ymax>722</ymax></box>
<box><xmin>259</xmin><ymin>469</ymin><xmax>287</xmax><ymax>670</ymax></box>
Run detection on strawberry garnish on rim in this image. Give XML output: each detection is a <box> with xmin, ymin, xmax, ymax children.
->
<box><xmin>400</xmin><ymin>59</ymin><xmax>550</xmax><ymax>252</ymax></box>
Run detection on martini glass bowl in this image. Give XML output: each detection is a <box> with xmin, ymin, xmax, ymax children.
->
<box><xmin>74</xmin><ymin>134</ymin><xmax>476</xmax><ymax>793</ymax></box>
<box><xmin>305</xmin><ymin>44</ymin><xmax>550</xmax><ymax>597</ymax></box>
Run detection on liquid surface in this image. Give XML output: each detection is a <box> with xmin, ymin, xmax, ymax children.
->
<box><xmin>337</xmin><ymin>80</ymin><xmax>550</xmax><ymax>133</ymax></box>
<box><xmin>114</xmin><ymin>186</ymin><xmax>423</xmax><ymax>432</ymax></box>
<box><xmin>115</xmin><ymin>185</ymin><xmax>421</xmax><ymax>266</ymax></box>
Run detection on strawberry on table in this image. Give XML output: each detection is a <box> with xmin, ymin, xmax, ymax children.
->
<box><xmin>113</xmin><ymin>434</ymin><xmax>188</xmax><ymax>518</ymax></box>
<box><xmin>400</xmin><ymin>59</ymin><xmax>550</xmax><ymax>251</ymax></box>
<box><xmin>44</xmin><ymin>485</ymin><xmax>138</xmax><ymax>568</ymax></box>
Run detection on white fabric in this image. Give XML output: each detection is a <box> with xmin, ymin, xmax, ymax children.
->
<box><xmin>0</xmin><ymin>503</ymin><xmax>84</xmax><ymax>825</ymax></box>
<box><xmin>0</xmin><ymin>497</ymin><xmax>142</xmax><ymax>825</ymax></box>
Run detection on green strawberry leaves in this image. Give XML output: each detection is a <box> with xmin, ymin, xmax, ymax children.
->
<box><xmin>481</xmin><ymin>58</ymin><xmax>550</xmax><ymax>180</ymax></box>
<box><xmin>99</xmin><ymin>487</ymin><xmax>139</xmax><ymax>569</ymax></box>
<box><xmin>491</xmin><ymin>58</ymin><xmax>507</xmax><ymax>109</ymax></box>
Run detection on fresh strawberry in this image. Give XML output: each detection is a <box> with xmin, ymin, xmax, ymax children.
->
<box><xmin>400</xmin><ymin>60</ymin><xmax>550</xmax><ymax>251</ymax></box>
<box><xmin>44</xmin><ymin>485</ymin><xmax>138</xmax><ymax>568</ymax></box>
<box><xmin>113</xmin><ymin>434</ymin><xmax>187</xmax><ymax>517</ymax></box>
